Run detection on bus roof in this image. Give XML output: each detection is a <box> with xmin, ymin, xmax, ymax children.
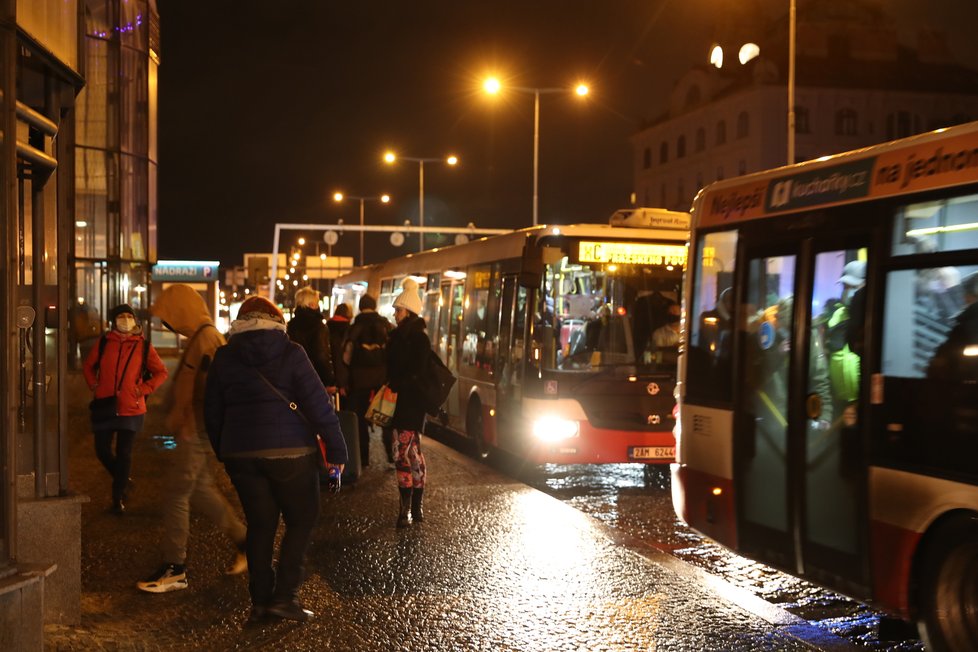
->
<box><xmin>335</xmin><ymin>222</ymin><xmax>689</xmax><ymax>285</ymax></box>
<box><xmin>693</xmin><ymin>120</ymin><xmax>978</xmax><ymax>229</ymax></box>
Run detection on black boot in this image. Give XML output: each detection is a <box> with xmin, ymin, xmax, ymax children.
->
<box><xmin>397</xmin><ymin>488</ymin><xmax>412</xmax><ymax>528</ymax></box>
<box><xmin>411</xmin><ymin>488</ymin><xmax>424</xmax><ymax>523</ymax></box>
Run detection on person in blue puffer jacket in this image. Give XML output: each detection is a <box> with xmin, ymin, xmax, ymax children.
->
<box><xmin>204</xmin><ymin>296</ymin><xmax>348</xmax><ymax>625</ymax></box>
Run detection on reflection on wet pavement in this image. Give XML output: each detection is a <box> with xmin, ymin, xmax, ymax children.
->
<box><xmin>516</xmin><ymin>462</ymin><xmax>925</xmax><ymax>652</ymax></box>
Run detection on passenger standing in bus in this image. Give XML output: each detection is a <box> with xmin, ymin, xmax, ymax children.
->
<box><xmin>343</xmin><ymin>294</ymin><xmax>394</xmax><ymax>466</ymax></box>
<box><xmin>386</xmin><ymin>278</ymin><xmax>430</xmax><ymax>528</ymax></box>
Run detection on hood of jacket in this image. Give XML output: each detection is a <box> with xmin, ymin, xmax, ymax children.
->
<box><xmin>226</xmin><ymin>327</ymin><xmax>292</xmax><ymax>367</ymax></box>
<box><xmin>151</xmin><ymin>284</ymin><xmax>214</xmax><ymax>338</ymax></box>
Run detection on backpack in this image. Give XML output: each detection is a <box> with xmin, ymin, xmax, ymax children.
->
<box><xmin>416</xmin><ymin>349</ymin><xmax>456</xmax><ymax>416</ymax></box>
<box><xmin>351</xmin><ymin>313</ymin><xmax>389</xmax><ymax>368</ymax></box>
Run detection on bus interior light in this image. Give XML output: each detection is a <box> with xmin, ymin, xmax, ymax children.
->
<box><xmin>711</xmin><ymin>487</ymin><xmax>723</xmax><ymax>496</ymax></box>
<box><xmin>532</xmin><ymin>416</ymin><xmax>580</xmax><ymax>442</ymax></box>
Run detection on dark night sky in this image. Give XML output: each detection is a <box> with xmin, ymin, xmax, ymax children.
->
<box><xmin>155</xmin><ymin>0</ymin><xmax>978</xmax><ymax>267</ymax></box>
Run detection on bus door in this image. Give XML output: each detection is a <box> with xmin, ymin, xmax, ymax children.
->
<box><xmin>735</xmin><ymin>232</ymin><xmax>870</xmax><ymax>591</ymax></box>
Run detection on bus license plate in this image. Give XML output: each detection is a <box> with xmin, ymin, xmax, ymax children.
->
<box><xmin>628</xmin><ymin>446</ymin><xmax>675</xmax><ymax>460</ymax></box>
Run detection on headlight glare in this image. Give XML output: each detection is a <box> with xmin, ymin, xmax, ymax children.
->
<box><xmin>532</xmin><ymin>416</ymin><xmax>580</xmax><ymax>442</ymax></box>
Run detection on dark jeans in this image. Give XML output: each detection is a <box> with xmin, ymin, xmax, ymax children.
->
<box><xmin>224</xmin><ymin>454</ymin><xmax>320</xmax><ymax>607</ymax></box>
<box><xmin>94</xmin><ymin>429</ymin><xmax>135</xmax><ymax>502</ymax></box>
<box><xmin>349</xmin><ymin>387</ymin><xmax>394</xmax><ymax>464</ymax></box>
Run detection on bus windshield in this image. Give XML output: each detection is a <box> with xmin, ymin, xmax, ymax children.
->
<box><xmin>534</xmin><ymin>240</ymin><xmax>685</xmax><ymax>374</ymax></box>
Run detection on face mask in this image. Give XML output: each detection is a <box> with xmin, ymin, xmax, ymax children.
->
<box><xmin>116</xmin><ymin>315</ymin><xmax>136</xmax><ymax>333</ymax></box>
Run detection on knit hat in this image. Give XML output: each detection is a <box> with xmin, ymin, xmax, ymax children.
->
<box><xmin>109</xmin><ymin>304</ymin><xmax>136</xmax><ymax>321</ymax></box>
<box><xmin>392</xmin><ymin>278</ymin><xmax>423</xmax><ymax>316</ymax></box>
<box><xmin>237</xmin><ymin>296</ymin><xmax>285</xmax><ymax>323</ymax></box>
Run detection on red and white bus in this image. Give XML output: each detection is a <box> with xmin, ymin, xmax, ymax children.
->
<box><xmin>673</xmin><ymin>122</ymin><xmax>978</xmax><ymax>650</ymax></box>
<box><xmin>333</xmin><ymin>209</ymin><xmax>689</xmax><ymax>468</ymax></box>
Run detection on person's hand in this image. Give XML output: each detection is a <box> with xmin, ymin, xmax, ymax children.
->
<box><xmin>325</xmin><ymin>386</ymin><xmax>338</xmax><ymax>395</ymax></box>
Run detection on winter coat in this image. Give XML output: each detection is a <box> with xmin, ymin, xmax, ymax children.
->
<box><xmin>83</xmin><ymin>329</ymin><xmax>168</xmax><ymax>416</ymax></box>
<box><xmin>204</xmin><ymin>327</ymin><xmax>348</xmax><ymax>464</ymax></box>
<box><xmin>386</xmin><ymin>313</ymin><xmax>431</xmax><ymax>431</ymax></box>
<box><xmin>151</xmin><ymin>284</ymin><xmax>226</xmax><ymax>439</ymax></box>
<box><xmin>344</xmin><ymin>310</ymin><xmax>392</xmax><ymax>390</ymax></box>
<box><xmin>326</xmin><ymin>315</ymin><xmax>350</xmax><ymax>389</ymax></box>
<box><xmin>287</xmin><ymin>306</ymin><xmax>335</xmax><ymax>387</ymax></box>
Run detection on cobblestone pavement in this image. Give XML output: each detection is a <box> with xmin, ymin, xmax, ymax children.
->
<box><xmin>45</xmin><ymin>363</ymin><xmax>854</xmax><ymax>651</ymax></box>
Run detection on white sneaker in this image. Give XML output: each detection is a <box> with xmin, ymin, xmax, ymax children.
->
<box><xmin>137</xmin><ymin>563</ymin><xmax>188</xmax><ymax>593</ymax></box>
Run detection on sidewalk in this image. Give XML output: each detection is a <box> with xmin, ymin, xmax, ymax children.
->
<box><xmin>45</xmin><ymin>363</ymin><xmax>848</xmax><ymax>651</ymax></box>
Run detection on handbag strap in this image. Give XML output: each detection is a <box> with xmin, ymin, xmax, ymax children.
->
<box><xmin>253</xmin><ymin>368</ymin><xmax>310</xmax><ymax>426</ymax></box>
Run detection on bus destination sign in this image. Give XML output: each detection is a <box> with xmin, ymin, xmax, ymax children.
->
<box><xmin>578</xmin><ymin>241</ymin><xmax>687</xmax><ymax>266</ymax></box>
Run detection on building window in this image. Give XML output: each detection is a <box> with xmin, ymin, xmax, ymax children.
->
<box><xmin>836</xmin><ymin>108</ymin><xmax>858</xmax><ymax>136</ymax></box>
<box><xmin>738</xmin><ymin>160</ymin><xmax>747</xmax><ymax>175</ymax></box>
<box><xmin>677</xmin><ymin>178</ymin><xmax>685</xmax><ymax>206</ymax></box>
<box><xmin>685</xmin><ymin>84</ymin><xmax>701</xmax><ymax>108</ymax></box>
<box><xmin>795</xmin><ymin>106</ymin><xmax>810</xmax><ymax>134</ymax></box>
<box><xmin>736</xmin><ymin>111</ymin><xmax>750</xmax><ymax>139</ymax></box>
<box><xmin>695</xmin><ymin>127</ymin><xmax>706</xmax><ymax>152</ymax></box>
<box><xmin>716</xmin><ymin>120</ymin><xmax>727</xmax><ymax>146</ymax></box>
<box><xmin>677</xmin><ymin>135</ymin><xmax>686</xmax><ymax>159</ymax></box>
<box><xmin>643</xmin><ymin>147</ymin><xmax>652</xmax><ymax>169</ymax></box>
<box><xmin>886</xmin><ymin>111</ymin><xmax>922</xmax><ymax>140</ymax></box>
<box><xmin>716</xmin><ymin>166</ymin><xmax>724</xmax><ymax>181</ymax></box>
<box><xmin>659</xmin><ymin>142</ymin><xmax>668</xmax><ymax>164</ymax></box>
<box><xmin>696</xmin><ymin>172</ymin><xmax>703</xmax><ymax>189</ymax></box>
<box><xmin>660</xmin><ymin>183</ymin><xmax>667</xmax><ymax>207</ymax></box>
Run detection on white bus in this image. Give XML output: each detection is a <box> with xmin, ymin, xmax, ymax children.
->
<box><xmin>333</xmin><ymin>209</ymin><xmax>689</xmax><ymax>469</ymax></box>
<box><xmin>673</xmin><ymin>122</ymin><xmax>978</xmax><ymax>650</ymax></box>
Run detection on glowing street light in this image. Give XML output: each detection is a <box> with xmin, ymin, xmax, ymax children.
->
<box><xmin>383</xmin><ymin>151</ymin><xmax>458</xmax><ymax>252</ymax></box>
<box><xmin>709</xmin><ymin>0</ymin><xmax>794</xmax><ymax>164</ymax></box>
<box><xmin>333</xmin><ymin>191</ymin><xmax>392</xmax><ymax>266</ymax></box>
<box><xmin>483</xmin><ymin>76</ymin><xmax>590</xmax><ymax>226</ymax></box>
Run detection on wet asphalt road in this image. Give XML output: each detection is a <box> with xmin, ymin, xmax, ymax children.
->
<box><xmin>443</xmin><ymin>444</ymin><xmax>926</xmax><ymax>652</ymax></box>
<box><xmin>47</xmin><ymin>364</ymin><xmax>851</xmax><ymax>651</ymax></box>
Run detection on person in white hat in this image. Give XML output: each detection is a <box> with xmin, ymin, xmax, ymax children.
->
<box><xmin>385</xmin><ymin>278</ymin><xmax>430</xmax><ymax>527</ymax></box>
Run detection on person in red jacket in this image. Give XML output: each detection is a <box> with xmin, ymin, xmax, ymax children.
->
<box><xmin>83</xmin><ymin>303</ymin><xmax>168</xmax><ymax>514</ymax></box>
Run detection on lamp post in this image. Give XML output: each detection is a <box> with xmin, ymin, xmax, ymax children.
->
<box><xmin>483</xmin><ymin>77</ymin><xmax>589</xmax><ymax>226</ymax></box>
<box><xmin>383</xmin><ymin>151</ymin><xmax>458</xmax><ymax>252</ymax></box>
<box><xmin>333</xmin><ymin>191</ymin><xmax>391</xmax><ymax>266</ymax></box>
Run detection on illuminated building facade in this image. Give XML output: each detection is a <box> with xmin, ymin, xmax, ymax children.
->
<box><xmin>0</xmin><ymin>1</ymin><xmax>159</xmax><ymax>647</ymax></box>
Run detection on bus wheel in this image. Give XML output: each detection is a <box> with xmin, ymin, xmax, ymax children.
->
<box><xmin>467</xmin><ymin>398</ymin><xmax>489</xmax><ymax>460</ymax></box>
<box><xmin>917</xmin><ymin>513</ymin><xmax>978</xmax><ymax>652</ymax></box>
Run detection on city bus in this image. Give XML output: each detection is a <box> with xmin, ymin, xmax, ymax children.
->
<box><xmin>332</xmin><ymin>209</ymin><xmax>689</xmax><ymax>470</ymax></box>
<box><xmin>672</xmin><ymin>122</ymin><xmax>978</xmax><ymax>650</ymax></box>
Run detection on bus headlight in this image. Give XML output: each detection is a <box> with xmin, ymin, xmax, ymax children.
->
<box><xmin>532</xmin><ymin>416</ymin><xmax>580</xmax><ymax>442</ymax></box>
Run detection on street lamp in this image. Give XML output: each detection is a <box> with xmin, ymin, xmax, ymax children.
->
<box><xmin>483</xmin><ymin>77</ymin><xmax>590</xmax><ymax>226</ymax></box>
<box><xmin>709</xmin><ymin>0</ymin><xmax>795</xmax><ymax>164</ymax></box>
<box><xmin>333</xmin><ymin>191</ymin><xmax>391</xmax><ymax>266</ymax></box>
<box><xmin>383</xmin><ymin>151</ymin><xmax>458</xmax><ymax>252</ymax></box>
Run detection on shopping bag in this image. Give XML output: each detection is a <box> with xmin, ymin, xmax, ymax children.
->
<box><xmin>89</xmin><ymin>395</ymin><xmax>118</xmax><ymax>423</ymax></box>
<box><xmin>365</xmin><ymin>384</ymin><xmax>397</xmax><ymax>427</ymax></box>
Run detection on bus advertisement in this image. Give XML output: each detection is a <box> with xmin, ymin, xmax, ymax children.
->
<box><xmin>673</xmin><ymin>123</ymin><xmax>978</xmax><ymax>650</ymax></box>
<box><xmin>333</xmin><ymin>209</ymin><xmax>689</xmax><ymax>469</ymax></box>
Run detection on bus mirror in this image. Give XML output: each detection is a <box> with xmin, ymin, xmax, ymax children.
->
<box><xmin>519</xmin><ymin>241</ymin><xmax>543</xmax><ymax>288</ymax></box>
